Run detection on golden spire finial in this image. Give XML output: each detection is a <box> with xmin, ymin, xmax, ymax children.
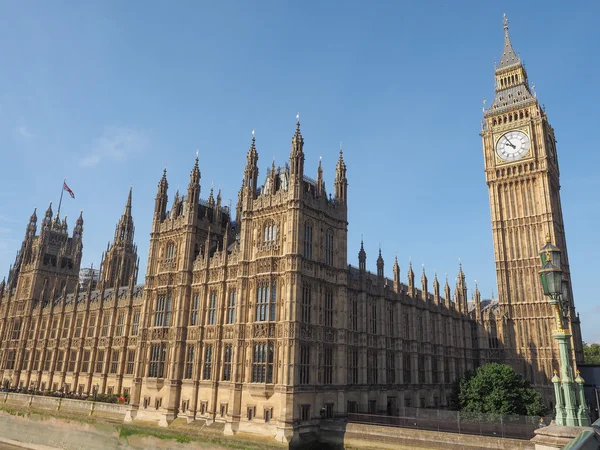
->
<box><xmin>503</xmin><ymin>13</ymin><xmax>509</xmax><ymax>30</ymax></box>
<box><xmin>553</xmin><ymin>369</ymin><xmax>558</xmax><ymax>375</ymax></box>
<box><xmin>546</xmin><ymin>233</ymin><xmax>551</xmax><ymax>243</ymax></box>
<box><xmin>576</xmin><ymin>369</ymin><xmax>581</xmax><ymax>376</ymax></box>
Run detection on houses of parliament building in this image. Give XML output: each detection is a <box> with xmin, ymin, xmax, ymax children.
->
<box><xmin>0</xmin><ymin>17</ymin><xmax>585</xmax><ymax>443</ymax></box>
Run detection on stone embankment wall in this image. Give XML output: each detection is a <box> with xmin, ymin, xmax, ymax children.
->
<box><xmin>0</xmin><ymin>392</ymin><xmax>535</xmax><ymax>450</ymax></box>
<box><xmin>318</xmin><ymin>421</ymin><xmax>535</xmax><ymax>450</ymax></box>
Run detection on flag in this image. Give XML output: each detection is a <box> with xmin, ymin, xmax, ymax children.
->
<box><xmin>63</xmin><ymin>181</ymin><xmax>75</xmax><ymax>199</ymax></box>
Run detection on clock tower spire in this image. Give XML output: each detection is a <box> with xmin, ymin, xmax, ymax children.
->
<box><xmin>481</xmin><ymin>15</ymin><xmax>584</xmax><ymax>395</ymax></box>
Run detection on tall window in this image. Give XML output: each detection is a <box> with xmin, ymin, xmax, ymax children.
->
<box><xmin>303</xmin><ymin>224</ymin><xmax>312</xmax><ymax>259</ymax></box>
<box><xmin>40</xmin><ymin>319</ymin><xmax>47</xmax><ymax>339</ymax></box>
<box><xmin>222</xmin><ymin>345</ymin><xmax>233</xmax><ymax>381</ymax></box>
<box><xmin>148</xmin><ymin>344</ymin><xmax>166</xmax><ymax>378</ymax></box>
<box><xmin>154</xmin><ymin>294</ymin><xmax>172</xmax><ymax>327</ymax></box>
<box><xmin>61</xmin><ymin>317</ymin><xmax>70</xmax><ymax>339</ymax></box>
<box><xmin>403</xmin><ymin>312</ymin><xmax>410</xmax><ymax>340</ymax></box>
<box><xmin>208</xmin><ymin>291</ymin><xmax>217</xmax><ymax>325</ymax></box>
<box><xmin>368</xmin><ymin>349</ymin><xmax>377</xmax><ymax>384</ymax></box>
<box><xmin>387</xmin><ymin>303</ymin><xmax>395</xmax><ymax>337</ymax></box>
<box><xmin>32</xmin><ymin>350</ymin><xmax>40</xmax><ymax>371</ymax></box>
<box><xmin>370</xmin><ymin>303</ymin><xmax>377</xmax><ymax>334</ymax></box>
<box><xmin>87</xmin><ymin>314</ymin><xmax>96</xmax><ymax>338</ymax></box>
<box><xmin>11</xmin><ymin>320</ymin><xmax>21</xmax><ymax>340</ymax></box>
<box><xmin>74</xmin><ymin>316</ymin><xmax>83</xmax><ymax>338</ymax></box>
<box><xmin>68</xmin><ymin>351</ymin><xmax>77</xmax><ymax>372</ymax></box>
<box><xmin>82</xmin><ymin>351</ymin><xmax>90</xmax><ymax>373</ymax></box>
<box><xmin>110</xmin><ymin>350</ymin><xmax>119</xmax><ymax>374</ymax></box>
<box><xmin>351</xmin><ymin>298</ymin><xmax>358</xmax><ymax>331</ymax></box>
<box><xmin>325</xmin><ymin>229</ymin><xmax>334</xmax><ymax>265</ymax></box>
<box><xmin>226</xmin><ymin>290</ymin><xmax>236</xmax><ymax>324</ymax></box>
<box><xmin>299</xmin><ymin>345</ymin><xmax>310</xmax><ymax>385</ymax></box>
<box><xmin>403</xmin><ymin>354</ymin><xmax>411</xmax><ymax>384</ymax></box>
<box><xmin>301</xmin><ymin>285</ymin><xmax>311</xmax><ymax>323</ymax></box>
<box><xmin>101</xmin><ymin>315</ymin><xmax>110</xmax><ymax>337</ymax></box>
<box><xmin>324</xmin><ymin>290</ymin><xmax>333</xmax><ymax>327</ymax></box>
<box><xmin>57</xmin><ymin>351</ymin><xmax>65</xmax><ymax>372</ymax></box>
<box><xmin>350</xmin><ymin>348</ymin><xmax>359</xmax><ymax>384</ymax></box>
<box><xmin>44</xmin><ymin>351</ymin><xmax>52</xmax><ymax>371</ymax></box>
<box><xmin>131</xmin><ymin>310</ymin><xmax>140</xmax><ymax>336</ymax></box>
<box><xmin>126</xmin><ymin>350</ymin><xmax>136</xmax><ymax>375</ymax></box>
<box><xmin>50</xmin><ymin>318</ymin><xmax>58</xmax><ymax>339</ymax></box>
<box><xmin>256</xmin><ymin>281</ymin><xmax>276</xmax><ymax>322</ymax></box>
<box><xmin>165</xmin><ymin>242</ymin><xmax>175</xmax><ymax>261</ymax></box>
<box><xmin>252</xmin><ymin>343</ymin><xmax>274</xmax><ymax>383</ymax></box>
<box><xmin>203</xmin><ymin>346</ymin><xmax>213</xmax><ymax>380</ymax></box>
<box><xmin>22</xmin><ymin>351</ymin><xmax>30</xmax><ymax>371</ymax></box>
<box><xmin>116</xmin><ymin>313</ymin><xmax>125</xmax><ymax>336</ymax></box>
<box><xmin>184</xmin><ymin>345</ymin><xmax>194</xmax><ymax>379</ymax></box>
<box><xmin>444</xmin><ymin>358</ymin><xmax>451</xmax><ymax>384</ymax></box>
<box><xmin>6</xmin><ymin>351</ymin><xmax>15</xmax><ymax>370</ymax></box>
<box><xmin>418</xmin><ymin>354</ymin><xmax>425</xmax><ymax>384</ymax></box>
<box><xmin>432</xmin><ymin>357</ymin><xmax>438</xmax><ymax>384</ymax></box>
<box><xmin>386</xmin><ymin>351</ymin><xmax>395</xmax><ymax>384</ymax></box>
<box><xmin>190</xmin><ymin>293</ymin><xmax>199</xmax><ymax>326</ymax></box>
<box><xmin>264</xmin><ymin>222</ymin><xmax>277</xmax><ymax>246</ymax></box>
<box><xmin>96</xmin><ymin>350</ymin><xmax>105</xmax><ymax>373</ymax></box>
<box><xmin>323</xmin><ymin>347</ymin><xmax>333</xmax><ymax>385</ymax></box>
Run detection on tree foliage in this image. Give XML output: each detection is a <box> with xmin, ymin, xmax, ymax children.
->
<box><xmin>583</xmin><ymin>342</ymin><xmax>600</xmax><ymax>365</ymax></box>
<box><xmin>449</xmin><ymin>363</ymin><xmax>547</xmax><ymax>417</ymax></box>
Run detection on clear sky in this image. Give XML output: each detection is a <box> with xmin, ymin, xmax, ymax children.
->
<box><xmin>1</xmin><ymin>1</ymin><xmax>599</xmax><ymax>342</ymax></box>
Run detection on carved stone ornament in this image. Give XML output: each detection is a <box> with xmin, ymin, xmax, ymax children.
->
<box><xmin>129</xmin><ymin>337</ymin><xmax>138</xmax><ymax>347</ymax></box>
<box><xmin>254</xmin><ymin>323</ymin><xmax>268</xmax><ymax>338</ymax></box>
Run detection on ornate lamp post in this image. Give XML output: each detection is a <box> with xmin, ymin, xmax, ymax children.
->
<box><xmin>538</xmin><ymin>236</ymin><xmax>590</xmax><ymax>426</ymax></box>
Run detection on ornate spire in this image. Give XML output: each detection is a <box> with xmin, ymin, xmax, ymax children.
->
<box><xmin>245</xmin><ymin>131</ymin><xmax>259</xmax><ymax>195</ymax></box>
<box><xmin>124</xmin><ymin>185</ymin><xmax>132</xmax><ymax>217</ymax></box>
<box><xmin>154</xmin><ymin>169</ymin><xmax>168</xmax><ymax>222</ymax></box>
<box><xmin>358</xmin><ymin>239</ymin><xmax>366</xmax><ymax>272</ymax></box>
<box><xmin>73</xmin><ymin>210</ymin><xmax>84</xmax><ymax>239</ymax></box>
<box><xmin>376</xmin><ymin>247</ymin><xmax>384</xmax><ymax>278</ymax></box>
<box><xmin>498</xmin><ymin>14</ymin><xmax>520</xmax><ymax>69</ymax></box>
<box><xmin>290</xmin><ymin>113</ymin><xmax>304</xmax><ymax>179</ymax></box>
<box><xmin>335</xmin><ymin>143</ymin><xmax>348</xmax><ymax>204</ymax></box>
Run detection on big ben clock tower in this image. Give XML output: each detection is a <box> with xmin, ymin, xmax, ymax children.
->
<box><xmin>481</xmin><ymin>15</ymin><xmax>584</xmax><ymax>389</ymax></box>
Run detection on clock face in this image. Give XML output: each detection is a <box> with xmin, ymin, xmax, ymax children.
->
<box><xmin>496</xmin><ymin>130</ymin><xmax>531</xmax><ymax>161</ymax></box>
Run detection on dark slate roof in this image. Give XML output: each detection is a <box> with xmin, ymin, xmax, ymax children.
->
<box><xmin>498</xmin><ymin>29</ymin><xmax>520</xmax><ymax>70</ymax></box>
<box><xmin>485</xmin><ymin>85</ymin><xmax>536</xmax><ymax>117</ymax></box>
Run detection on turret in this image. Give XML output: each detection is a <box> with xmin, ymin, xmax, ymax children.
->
<box><xmin>393</xmin><ymin>256</ymin><xmax>400</xmax><ymax>293</ymax></box>
<box><xmin>474</xmin><ymin>282</ymin><xmax>482</xmax><ymax>322</ymax></box>
<box><xmin>73</xmin><ymin>210</ymin><xmax>84</xmax><ymax>240</ymax></box>
<box><xmin>187</xmin><ymin>154</ymin><xmax>201</xmax><ymax>207</ymax></box>
<box><xmin>433</xmin><ymin>271</ymin><xmax>440</xmax><ymax>305</ymax></box>
<box><xmin>115</xmin><ymin>187</ymin><xmax>134</xmax><ymax>245</ymax></box>
<box><xmin>421</xmin><ymin>265</ymin><xmax>428</xmax><ymax>301</ymax></box>
<box><xmin>289</xmin><ymin>116</ymin><xmax>305</xmax><ymax>182</ymax></box>
<box><xmin>244</xmin><ymin>133</ymin><xmax>259</xmax><ymax>197</ymax></box>
<box><xmin>456</xmin><ymin>263</ymin><xmax>468</xmax><ymax>313</ymax></box>
<box><xmin>154</xmin><ymin>169</ymin><xmax>168</xmax><ymax>222</ymax></box>
<box><xmin>444</xmin><ymin>274</ymin><xmax>451</xmax><ymax>309</ymax></box>
<box><xmin>376</xmin><ymin>248</ymin><xmax>384</xmax><ymax>280</ymax></box>
<box><xmin>41</xmin><ymin>202</ymin><xmax>53</xmax><ymax>233</ymax></box>
<box><xmin>407</xmin><ymin>260</ymin><xmax>415</xmax><ymax>297</ymax></box>
<box><xmin>316</xmin><ymin>158</ymin><xmax>324</xmax><ymax>197</ymax></box>
<box><xmin>26</xmin><ymin>207</ymin><xmax>37</xmax><ymax>240</ymax></box>
<box><xmin>334</xmin><ymin>146</ymin><xmax>347</xmax><ymax>204</ymax></box>
<box><xmin>358</xmin><ymin>240</ymin><xmax>366</xmax><ymax>272</ymax></box>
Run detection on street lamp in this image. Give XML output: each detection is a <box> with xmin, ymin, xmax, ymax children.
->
<box><xmin>93</xmin><ymin>384</ymin><xmax>99</xmax><ymax>402</ymax></box>
<box><xmin>538</xmin><ymin>235</ymin><xmax>589</xmax><ymax>427</ymax></box>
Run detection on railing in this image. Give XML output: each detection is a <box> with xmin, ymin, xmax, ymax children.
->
<box><xmin>347</xmin><ymin>408</ymin><xmax>552</xmax><ymax>440</ymax></box>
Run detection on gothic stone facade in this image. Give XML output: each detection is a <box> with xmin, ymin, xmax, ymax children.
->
<box><xmin>0</xmin><ymin>123</ymin><xmax>487</xmax><ymax>442</ymax></box>
<box><xmin>0</xmin><ymin>20</ymin><xmax>584</xmax><ymax>442</ymax></box>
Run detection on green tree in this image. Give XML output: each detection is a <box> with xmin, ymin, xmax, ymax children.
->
<box><xmin>583</xmin><ymin>342</ymin><xmax>600</xmax><ymax>364</ymax></box>
<box><xmin>451</xmin><ymin>363</ymin><xmax>547</xmax><ymax>417</ymax></box>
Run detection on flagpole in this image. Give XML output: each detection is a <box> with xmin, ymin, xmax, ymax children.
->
<box><xmin>57</xmin><ymin>178</ymin><xmax>66</xmax><ymax>219</ymax></box>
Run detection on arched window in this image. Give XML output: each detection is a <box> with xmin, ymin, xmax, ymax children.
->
<box><xmin>165</xmin><ymin>242</ymin><xmax>175</xmax><ymax>261</ymax></box>
<box><xmin>256</xmin><ymin>281</ymin><xmax>277</xmax><ymax>322</ymax></box>
<box><xmin>263</xmin><ymin>221</ymin><xmax>277</xmax><ymax>246</ymax></box>
<box><xmin>325</xmin><ymin>229</ymin><xmax>334</xmax><ymax>266</ymax></box>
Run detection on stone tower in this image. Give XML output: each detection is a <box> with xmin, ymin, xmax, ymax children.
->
<box><xmin>98</xmin><ymin>187</ymin><xmax>138</xmax><ymax>289</ymax></box>
<box><xmin>481</xmin><ymin>15</ymin><xmax>584</xmax><ymax>390</ymax></box>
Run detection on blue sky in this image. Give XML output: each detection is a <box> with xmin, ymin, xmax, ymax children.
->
<box><xmin>1</xmin><ymin>1</ymin><xmax>599</xmax><ymax>342</ymax></box>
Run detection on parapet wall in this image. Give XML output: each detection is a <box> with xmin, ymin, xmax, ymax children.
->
<box><xmin>1</xmin><ymin>391</ymin><xmax>127</xmax><ymax>420</ymax></box>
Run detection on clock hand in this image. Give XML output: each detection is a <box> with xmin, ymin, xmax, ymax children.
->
<box><xmin>504</xmin><ymin>137</ymin><xmax>516</xmax><ymax>149</ymax></box>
